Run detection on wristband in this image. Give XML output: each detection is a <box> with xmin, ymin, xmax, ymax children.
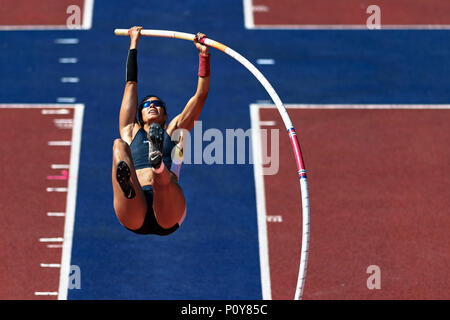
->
<box><xmin>198</xmin><ymin>53</ymin><xmax>210</xmax><ymax>77</ymax></box>
<box><xmin>126</xmin><ymin>49</ymin><xmax>138</xmax><ymax>82</ymax></box>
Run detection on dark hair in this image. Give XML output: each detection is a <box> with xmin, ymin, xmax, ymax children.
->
<box><xmin>137</xmin><ymin>94</ymin><xmax>167</xmax><ymax>127</ymax></box>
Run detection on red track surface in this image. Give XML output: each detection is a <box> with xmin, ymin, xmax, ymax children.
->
<box><xmin>0</xmin><ymin>106</ymin><xmax>74</xmax><ymax>299</ymax></box>
<box><xmin>0</xmin><ymin>0</ymin><xmax>85</xmax><ymax>26</ymax></box>
<box><xmin>257</xmin><ymin>105</ymin><xmax>450</xmax><ymax>299</ymax></box>
<box><xmin>252</xmin><ymin>0</ymin><xmax>450</xmax><ymax>26</ymax></box>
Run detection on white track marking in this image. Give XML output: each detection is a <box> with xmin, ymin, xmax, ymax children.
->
<box><xmin>48</xmin><ymin>141</ymin><xmax>71</xmax><ymax>146</ymax></box>
<box><xmin>58</xmin><ymin>104</ymin><xmax>84</xmax><ymax>300</ymax></box>
<box><xmin>39</xmin><ymin>238</ymin><xmax>64</xmax><ymax>243</ymax></box>
<box><xmin>51</xmin><ymin>164</ymin><xmax>70</xmax><ymax>169</ymax></box>
<box><xmin>259</xmin><ymin>121</ymin><xmax>277</xmax><ymax>126</ymax></box>
<box><xmin>59</xmin><ymin>58</ymin><xmax>78</xmax><ymax>64</ymax></box>
<box><xmin>0</xmin><ymin>25</ymin><xmax>68</xmax><ymax>31</ymax></box>
<box><xmin>57</xmin><ymin>97</ymin><xmax>77</xmax><ymax>103</ymax></box>
<box><xmin>40</xmin><ymin>264</ymin><xmax>61</xmax><ymax>268</ymax></box>
<box><xmin>47</xmin><ymin>212</ymin><xmax>66</xmax><ymax>217</ymax></box>
<box><xmin>47</xmin><ymin>244</ymin><xmax>64</xmax><ymax>249</ymax></box>
<box><xmin>46</xmin><ymin>187</ymin><xmax>68</xmax><ymax>192</ymax></box>
<box><xmin>54</xmin><ymin>38</ymin><xmax>79</xmax><ymax>44</ymax></box>
<box><xmin>60</xmin><ymin>77</ymin><xmax>80</xmax><ymax>83</ymax></box>
<box><xmin>35</xmin><ymin>292</ymin><xmax>58</xmax><ymax>296</ymax></box>
<box><xmin>256</xmin><ymin>103</ymin><xmax>450</xmax><ymax>110</ymax></box>
<box><xmin>53</xmin><ymin>119</ymin><xmax>74</xmax><ymax>129</ymax></box>
<box><xmin>83</xmin><ymin>0</ymin><xmax>95</xmax><ymax>30</ymax></box>
<box><xmin>256</xmin><ymin>59</ymin><xmax>275</xmax><ymax>65</ymax></box>
<box><xmin>0</xmin><ymin>104</ymin><xmax>83</xmax><ymax>109</ymax></box>
<box><xmin>253</xmin><ymin>5</ymin><xmax>269</xmax><ymax>12</ymax></box>
<box><xmin>243</xmin><ymin>0</ymin><xmax>255</xmax><ymax>29</ymax></box>
<box><xmin>42</xmin><ymin>109</ymin><xmax>70</xmax><ymax>115</ymax></box>
<box><xmin>266</xmin><ymin>215</ymin><xmax>283</xmax><ymax>223</ymax></box>
<box><xmin>250</xmin><ymin>24</ymin><xmax>450</xmax><ymax>30</ymax></box>
<box><xmin>250</xmin><ymin>104</ymin><xmax>272</xmax><ymax>300</ymax></box>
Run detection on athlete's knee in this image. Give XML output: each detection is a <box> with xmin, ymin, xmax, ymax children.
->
<box><xmin>114</xmin><ymin>203</ymin><xmax>145</xmax><ymax>230</ymax></box>
<box><xmin>113</xmin><ymin>139</ymin><xmax>132</xmax><ymax>159</ymax></box>
<box><xmin>113</xmin><ymin>138</ymin><xmax>127</xmax><ymax>150</ymax></box>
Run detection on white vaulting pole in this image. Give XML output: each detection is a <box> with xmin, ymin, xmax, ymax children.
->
<box><xmin>114</xmin><ymin>28</ymin><xmax>311</xmax><ymax>300</ymax></box>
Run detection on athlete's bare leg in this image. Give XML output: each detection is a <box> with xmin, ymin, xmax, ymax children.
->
<box><xmin>111</xmin><ymin>138</ymin><xmax>147</xmax><ymax>230</ymax></box>
<box><xmin>151</xmin><ymin>163</ymin><xmax>186</xmax><ymax>229</ymax></box>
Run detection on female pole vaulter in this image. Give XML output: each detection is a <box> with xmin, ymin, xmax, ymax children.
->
<box><xmin>111</xmin><ymin>26</ymin><xmax>210</xmax><ymax>235</ymax></box>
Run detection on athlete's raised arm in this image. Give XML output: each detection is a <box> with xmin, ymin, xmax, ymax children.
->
<box><xmin>119</xmin><ymin>26</ymin><xmax>142</xmax><ymax>144</ymax></box>
<box><xmin>166</xmin><ymin>33</ymin><xmax>210</xmax><ymax>135</ymax></box>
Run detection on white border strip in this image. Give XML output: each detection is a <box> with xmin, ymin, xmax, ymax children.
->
<box><xmin>35</xmin><ymin>292</ymin><xmax>58</xmax><ymax>296</ymax></box>
<box><xmin>248</xmin><ymin>24</ymin><xmax>450</xmax><ymax>30</ymax></box>
<box><xmin>58</xmin><ymin>104</ymin><xmax>84</xmax><ymax>300</ymax></box>
<box><xmin>0</xmin><ymin>25</ymin><xmax>68</xmax><ymax>31</ymax></box>
<box><xmin>0</xmin><ymin>0</ymin><xmax>94</xmax><ymax>31</ymax></box>
<box><xmin>41</xmin><ymin>263</ymin><xmax>61</xmax><ymax>268</ymax></box>
<box><xmin>255</xmin><ymin>103</ymin><xmax>450</xmax><ymax>109</ymax></box>
<box><xmin>243</xmin><ymin>0</ymin><xmax>255</xmax><ymax>29</ymax></box>
<box><xmin>250</xmin><ymin>104</ymin><xmax>272</xmax><ymax>300</ymax></box>
<box><xmin>39</xmin><ymin>237</ymin><xmax>64</xmax><ymax>242</ymax></box>
<box><xmin>82</xmin><ymin>0</ymin><xmax>95</xmax><ymax>30</ymax></box>
<box><xmin>0</xmin><ymin>104</ymin><xmax>84</xmax><ymax>109</ymax></box>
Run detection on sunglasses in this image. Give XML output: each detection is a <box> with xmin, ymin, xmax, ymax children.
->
<box><xmin>142</xmin><ymin>100</ymin><xmax>166</xmax><ymax>109</ymax></box>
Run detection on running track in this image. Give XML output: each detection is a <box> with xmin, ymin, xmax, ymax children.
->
<box><xmin>1</xmin><ymin>0</ymin><xmax>450</xmax><ymax>300</ymax></box>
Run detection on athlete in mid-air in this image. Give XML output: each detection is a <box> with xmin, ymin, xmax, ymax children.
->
<box><xmin>112</xmin><ymin>26</ymin><xmax>210</xmax><ymax>235</ymax></box>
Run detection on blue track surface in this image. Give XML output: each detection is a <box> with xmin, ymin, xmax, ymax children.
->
<box><xmin>1</xmin><ymin>0</ymin><xmax>450</xmax><ymax>299</ymax></box>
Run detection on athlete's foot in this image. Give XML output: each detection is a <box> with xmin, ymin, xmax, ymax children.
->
<box><xmin>116</xmin><ymin>161</ymin><xmax>136</xmax><ymax>199</ymax></box>
<box><xmin>147</xmin><ymin>123</ymin><xmax>164</xmax><ymax>169</ymax></box>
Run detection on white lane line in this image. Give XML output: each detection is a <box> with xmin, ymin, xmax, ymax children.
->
<box><xmin>47</xmin><ymin>212</ymin><xmax>66</xmax><ymax>217</ymax></box>
<box><xmin>46</xmin><ymin>187</ymin><xmax>68</xmax><ymax>192</ymax></box>
<box><xmin>243</xmin><ymin>0</ymin><xmax>255</xmax><ymax>29</ymax></box>
<box><xmin>48</xmin><ymin>141</ymin><xmax>71</xmax><ymax>146</ymax></box>
<box><xmin>0</xmin><ymin>104</ymin><xmax>82</xmax><ymax>109</ymax></box>
<box><xmin>257</xmin><ymin>59</ymin><xmax>275</xmax><ymax>65</ymax></box>
<box><xmin>83</xmin><ymin>0</ymin><xmax>95</xmax><ymax>30</ymax></box>
<box><xmin>42</xmin><ymin>109</ymin><xmax>70</xmax><ymax>115</ymax></box>
<box><xmin>54</xmin><ymin>119</ymin><xmax>74</xmax><ymax>129</ymax></box>
<box><xmin>60</xmin><ymin>77</ymin><xmax>80</xmax><ymax>83</ymax></box>
<box><xmin>51</xmin><ymin>164</ymin><xmax>70</xmax><ymax>169</ymax></box>
<box><xmin>57</xmin><ymin>97</ymin><xmax>77</xmax><ymax>103</ymax></box>
<box><xmin>253</xmin><ymin>5</ymin><xmax>269</xmax><ymax>12</ymax></box>
<box><xmin>250</xmin><ymin>103</ymin><xmax>272</xmax><ymax>300</ymax></box>
<box><xmin>40</xmin><ymin>263</ymin><xmax>61</xmax><ymax>268</ymax></box>
<box><xmin>47</xmin><ymin>244</ymin><xmax>64</xmax><ymax>249</ymax></box>
<box><xmin>249</xmin><ymin>24</ymin><xmax>450</xmax><ymax>30</ymax></box>
<box><xmin>58</xmin><ymin>58</ymin><xmax>78</xmax><ymax>64</ymax></box>
<box><xmin>0</xmin><ymin>25</ymin><xmax>68</xmax><ymax>31</ymax></box>
<box><xmin>35</xmin><ymin>292</ymin><xmax>58</xmax><ymax>296</ymax></box>
<box><xmin>58</xmin><ymin>104</ymin><xmax>84</xmax><ymax>300</ymax></box>
<box><xmin>54</xmin><ymin>38</ymin><xmax>79</xmax><ymax>44</ymax></box>
<box><xmin>259</xmin><ymin>121</ymin><xmax>277</xmax><ymax>126</ymax></box>
<box><xmin>266</xmin><ymin>215</ymin><xmax>283</xmax><ymax>223</ymax></box>
<box><xmin>39</xmin><ymin>237</ymin><xmax>64</xmax><ymax>243</ymax></box>
<box><xmin>256</xmin><ymin>104</ymin><xmax>450</xmax><ymax>110</ymax></box>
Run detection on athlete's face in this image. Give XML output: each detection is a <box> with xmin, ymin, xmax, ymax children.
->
<box><xmin>141</xmin><ymin>97</ymin><xmax>167</xmax><ymax>126</ymax></box>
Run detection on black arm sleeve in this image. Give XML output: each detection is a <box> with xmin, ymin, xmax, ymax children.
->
<box><xmin>126</xmin><ymin>49</ymin><xmax>137</xmax><ymax>82</ymax></box>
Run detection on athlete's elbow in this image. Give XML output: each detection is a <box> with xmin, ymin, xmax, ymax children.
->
<box><xmin>195</xmin><ymin>89</ymin><xmax>209</xmax><ymax>102</ymax></box>
<box><xmin>125</xmin><ymin>81</ymin><xmax>137</xmax><ymax>87</ymax></box>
